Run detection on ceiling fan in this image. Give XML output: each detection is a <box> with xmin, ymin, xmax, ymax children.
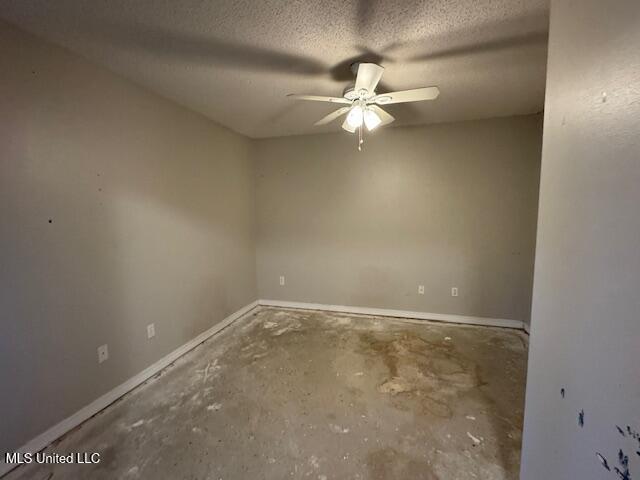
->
<box><xmin>287</xmin><ymin>63</ymin><xmax>439</xmax><ymax>149</ymax></box>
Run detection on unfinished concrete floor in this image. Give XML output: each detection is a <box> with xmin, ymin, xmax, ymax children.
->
<box><xmin>7</xmin><ymin>308</ymin><xmax>528</xmax><ymax>480</ymax></box>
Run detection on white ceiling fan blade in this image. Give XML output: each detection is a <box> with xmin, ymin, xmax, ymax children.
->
<box><xmin>341</xmin><ymin>117</ymin><xmax>356</xmax><ymax>133</ymax></box>
<box><xmin>368</xmin><ymin>105</ymin><xmax>395</xmax><ymax>126</ymax></box>
<box><xmin>314</xmin><ymin>107</ymin><xmax>351</xmax><ymax>126</ymax></box>
<box><xmin>287</xmin><ymin>94</ymin><xmax>351</xmax><ymax>104</ymax></box>
<box><xmin>354</xmin><ymin>63</ymin><xmax>384</xmax><ymax>95</ymax></box>
<box><xmin>373</xmin><ymin>87</ymin><xmax>440</xmax><ymax>104</ymax></box>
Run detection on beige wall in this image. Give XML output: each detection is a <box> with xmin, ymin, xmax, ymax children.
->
<box><xmin>0</xmin><ymin>21</ymin><xmax>256</xmax><ymax>455</ymax></box>
<box><xmin>255</xmin><ymin>115</ymin><xmax>542</xmax><ymax>323</ymax></box>
<box><xmin>521</xmin><ymin>1</ymin><xmax>640</xmax><ymax>478</ymax></box>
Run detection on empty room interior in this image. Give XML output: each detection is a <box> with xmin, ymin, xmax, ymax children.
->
<box><xmin>1</xmin><ymin>1</ymin><xmax>638</xmax><ymax>479</ymax></box>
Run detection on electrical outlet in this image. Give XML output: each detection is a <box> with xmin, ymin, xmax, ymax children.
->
<box><xmin>418</xmin><ymin>285</ymin><xmax>425</xmax><ymax>295</ymax></box>
<box><xmin>147</xmin><ymin>323</ymin><xmax>155</xmax><ymax>339</ymax></box>
<box><xmin>97</xmin><ymin>344</ymin><xmax>109</xmax><ymax>364</ymax></box>
<box><xmin>279</xmin><ymin>275</ymin><xmax>285</xmax><ymax>286</ymax></box>
<box><xmin>451</xmin><ymin>287</ymin><xmax>459</xmax><ymax>297</ymax></box>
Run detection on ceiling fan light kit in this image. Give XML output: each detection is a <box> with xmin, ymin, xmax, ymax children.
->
<box><xmin>287</xmin><ymin>62</ymin><xmax>439</xmax><ymax>150</ymax></box>
<box><xmin>346</xmin><ymin>104</ymin><xmax>364</xmax><ymax>129</ymax></box>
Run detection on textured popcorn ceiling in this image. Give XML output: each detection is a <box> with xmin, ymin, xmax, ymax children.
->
<box><xmin>0</xmin><ymin>0</ymin><xmax>549</xmax><ymax>138</ymax></box>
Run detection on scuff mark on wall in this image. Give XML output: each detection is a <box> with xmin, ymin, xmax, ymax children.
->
<box><xmin>593</xmin><ymin>423</ymin><xmax>638</xmax><ymax>479</ymax></box>
<box><xmin>614</xmin><ymin>449</ymin><xmax>631</xmax><ymax>480</ymax></box>
<box><xmin>597</xmin><ymin>453</ymin><xmax>611</xmax><ymax>471</ymax></box>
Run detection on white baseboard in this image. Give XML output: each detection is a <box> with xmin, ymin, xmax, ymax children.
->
<box><xmin>0</xmin><ymin>300</ymin><xmax>259</xmax><ymax>478</ymax></box>
<box><xmin>258</xmin><ymin>299</ymin><xmax>524</xmax><ymax>330</ymax></box>
<box><xmin>523</xmin><ymin>322</ymin><xmax>531</xmax><ymax>334</ymax></box>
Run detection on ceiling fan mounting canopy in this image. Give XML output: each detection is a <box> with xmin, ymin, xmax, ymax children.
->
<box><xmin>287</xmin><ymin>62</ymin><xmax>440</xmax><ymax>139</ymax></box>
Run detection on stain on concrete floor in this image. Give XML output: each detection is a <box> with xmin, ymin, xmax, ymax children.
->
<box><xmin>6</xmin><ymin>308</ymin><xmax>528</xmax><ymax>480</ymax></box>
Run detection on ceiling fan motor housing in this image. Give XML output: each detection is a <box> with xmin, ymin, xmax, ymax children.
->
<box><xmin>343</xmin><ymin>85</ymin><xmax>359</xmax><ymax>101</ymax></box>
<box><xmin>343</xmin><ymin>85</ymin><xmax>375</xmax><ymax>101</ymax></box>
